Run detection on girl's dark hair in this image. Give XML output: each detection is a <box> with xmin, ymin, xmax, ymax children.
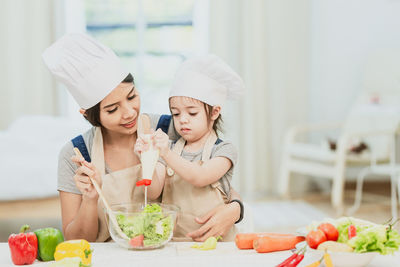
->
<box><xmin>83</xmin><ymin>73</ymin><xmax>134</xmax><ymax>127</ymax></box>
<box><xmin>204</xmin><ymin>103</ymin><xmax>223</xmax><ymax>136</ymax></box>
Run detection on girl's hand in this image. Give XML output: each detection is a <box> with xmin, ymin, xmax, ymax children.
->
<box><xmin>186</xmin><ymin>202</ymin><xmax>240</xmax><ymax>242</ymax></box>
<box><xmin>134</xmin><ymin>129</ymin><xmax>155</xmax><ymax>156</ymax></box>
<box><xmin>71</xmin><ymin>155</ymin><xmax>102</xmax><ymax>200</ymax></box>
<box><xmin>134</xmin><ymin>135</ymin><xmax>149</xmax><ymax>156</ymax></box>
<box><xmin>153</xmin><ymin>129</ymin><xmax>170</xmax><ymax>157</ymax></box>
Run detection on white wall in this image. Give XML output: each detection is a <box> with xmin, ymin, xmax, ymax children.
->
<box><xmin>0</xmin><ymin>0</ymin><xmax>56</xmax><ymax>130</ymax></box>
<box><xmin>309</xmin><ymin>0</ymin><xmax>400</xmax><ymax>124</ymax></box>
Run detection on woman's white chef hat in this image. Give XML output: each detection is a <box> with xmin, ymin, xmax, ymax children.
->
<box><xmin>169</xmin><ymin>54</ymin><xmax>244</xmax><ymax>107</ymax></box>
<box><xmin>42</xmin><ymin>33</ymin><xmax>129</xmax><ymax>109</ymax></box>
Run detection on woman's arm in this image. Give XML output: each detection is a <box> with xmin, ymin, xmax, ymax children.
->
<box><xmin>60</xmin><ymin>191</ymin><xmax>99</xmax><ymax>241</ymax></box>
<box><xmin>60</xmin><ymin>156</ymin><xmax>102</xmax><ymax>241</ymax></box>
<box><xmin>186</xmin><ymin>188</ymin><xmax>242</xmax><ymax>241</ymax></box>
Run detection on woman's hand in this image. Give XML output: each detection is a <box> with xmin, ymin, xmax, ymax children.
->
<box><xmin>186</xmin><ymin>202</ymin><xmax>240</xmax><ymax>242</ymax></box>
<box><xmin>71</xmin><ymin>155</ymin><xmax>102</xmax><ymax>200</ymax></box>
<box><xmin>153</xmin><ymin>129</ymin><xmax>170</xmax><ymax>157</ymax></box>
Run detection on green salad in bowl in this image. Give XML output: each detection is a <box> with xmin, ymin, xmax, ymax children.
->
<box><xmin>107</xmin><ymin>203</ymin><xmax>179</xmax><ymax>249</ymax></box>
<box><xmin>300</xmin><ymin>217</ymin><xmax>400</xmax><ymax>267</ymax></box>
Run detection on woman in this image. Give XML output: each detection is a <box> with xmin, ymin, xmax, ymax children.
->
<box><xmin>43</xmin><ymin>33</ymin><xmax>243</xmax><ymax>242</ymax></box>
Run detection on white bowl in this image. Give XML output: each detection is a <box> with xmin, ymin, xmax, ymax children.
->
<box><xmin>296</xmin><ymin>242</ymin><xmax>378</xmax><ymax>267</ymax></box>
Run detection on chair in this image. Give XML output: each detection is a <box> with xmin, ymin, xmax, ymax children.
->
<box><xmin>278</xmin><ymin>92</ymin><xmax>400</xmax><ymax>214</ymax></box>
<box><xmin>348</xmin><ymin>129</ymin><xmax>400</xmax><ymax>221</ymax></box>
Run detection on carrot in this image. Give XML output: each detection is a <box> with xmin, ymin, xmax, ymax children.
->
<box><xmin>253</xmin><ymin>235</ymin><xmax>305</xmax><ymax>253</ymax></box>
<box><xmin>235</xmin><ymin>233</ymin><xmax>297</xmax><ymax>249</ymax></box>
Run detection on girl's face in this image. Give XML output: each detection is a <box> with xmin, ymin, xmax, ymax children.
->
<box><xmin>170</xmin><ymin>96</ymin><xmax>214</xmax><ymax>143</ymax></box>
<box><xmin>99</xmin><ymin>82</ymin><xmax>140</xmax><ymax>135</ymax></box>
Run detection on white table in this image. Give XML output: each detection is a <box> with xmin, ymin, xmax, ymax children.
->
<box><xmin>1</xmin><ymin>242</ymin><xmax>399</xmax><ymax>267</ymax></box>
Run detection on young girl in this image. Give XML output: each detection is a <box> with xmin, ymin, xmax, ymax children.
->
<box><xmin>137</xmin><ymin>55</ymin><xmax>244</xmax><ymax>241</ymax></box>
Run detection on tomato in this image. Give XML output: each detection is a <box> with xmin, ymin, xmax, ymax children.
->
<box><xmin>129</xmin><ymin>234</ymin><xmax>144</xmax><ymax>247</ymax></box>
<box><xmin>317</xmin><ymin>223</ymin><xmax>339</xmax><ymax>241</ymax></box>
<box><xmin>348</xmin><ymin>224</ymin><xmax>357</xmax><ymax>240</ymax></box>
<box><xmin>306</xmin><ymin>229</ymin><xmax>327</xmax><ymax>249</ymax></box>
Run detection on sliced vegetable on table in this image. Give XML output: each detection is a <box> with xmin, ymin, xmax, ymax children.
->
<box><xmin>191</xmin><ymin>236</ymin><xmax>221</xmax><ymax>250</ymax></box>
<box><xmin>8</xmin><ymin>224</ymin><xmax>38</xmax><ymax>265</ymax></box>
<box><xmin>54</xmin><ymin>239</ymin><xmax>92</xmax><ymax>266</ymax></box>
<box><xmin>34</xmin><ymin>227</ymin><xmax>64</xmax><ymax>261</ymax></box>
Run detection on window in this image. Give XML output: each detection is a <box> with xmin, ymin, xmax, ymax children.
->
<box><xmin>84</xmin><ymin>0</ymin><xmax>208</xmax><ymax>114</ymax></box>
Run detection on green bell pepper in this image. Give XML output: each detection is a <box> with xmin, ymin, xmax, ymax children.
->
<box><xmin>34</xmin><ymin>227</ymin><xmax>64</xmax><ymax>261</ymax></box>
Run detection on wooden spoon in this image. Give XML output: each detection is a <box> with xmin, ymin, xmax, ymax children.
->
<box><xmin>73</xmin><ymin>147</ymin><xmax>130</xmax><ymax>241</ymax></box>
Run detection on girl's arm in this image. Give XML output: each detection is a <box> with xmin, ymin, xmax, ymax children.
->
<box><xmin>164</xmin><ymin>150</ymin><xmax>231</xmax><ymax>187</ymax></box>
<box><xmin>60</xmin><ymin>157</ymin><xmax>102</xmax><ymax>241</ymax></box>
<box><xmin>153</xmin><ymin>129</ymin><xmax>232</xmax><ymax>187</ymax></box>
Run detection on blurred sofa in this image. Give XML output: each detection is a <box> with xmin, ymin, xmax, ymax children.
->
<box><xmin>0</xmin><ymin>115</ymin><xmax>90</xmax><ymax>201</ymax></box>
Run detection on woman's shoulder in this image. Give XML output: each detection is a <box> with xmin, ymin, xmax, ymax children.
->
<box><xmin>143</xmin><ymin>113</ymin><xmax>180</xmax><ymax>140</ymax></box>
<box><xmin>57</xmin><ymin>128</ymin><xmax>95</xmax><ymax>195</ymax></box>
<box><xmin>59</xmin><ymin>127</ymin><xmax>96</xmax><ymax>159</ymax></box>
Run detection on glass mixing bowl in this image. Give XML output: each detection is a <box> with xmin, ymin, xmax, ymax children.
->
<box><xmin>106</xmin><ymin>203</ymin><xmax>179</xmax><ymax>250</ymax></box>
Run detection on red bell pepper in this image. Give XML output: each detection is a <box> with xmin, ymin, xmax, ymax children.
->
<box><xmin>8</xmin><ymin>224</ymin><xmax>38</xmax><ymax>265</ymax></box>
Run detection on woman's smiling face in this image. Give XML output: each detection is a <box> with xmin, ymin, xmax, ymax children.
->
<box><xmin>99</xmin><ymin>82</ymin><xmax>140</xmax><ymax>135</ymax></box>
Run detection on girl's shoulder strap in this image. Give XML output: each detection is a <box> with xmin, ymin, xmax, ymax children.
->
<box><xmin>71</xmin><ymin>135</ymin><xmax>91</xmax><ymax>162</ymax></box>
<box><xmin>156</xmin><ymin>114</ymin><xmax>172</xmax><ymax>134</ymax></box>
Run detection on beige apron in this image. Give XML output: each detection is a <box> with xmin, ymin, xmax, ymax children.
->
<box><xmin>91</xmin><ymin>127</ymin><xmax>145</xmax><ymax>242</ymax></box>
<box><xmin>162</xmin><ymin>132</ymin><xmax>237</xmax><ymax>242</ymax></box>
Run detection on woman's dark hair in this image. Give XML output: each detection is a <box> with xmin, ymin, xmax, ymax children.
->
<box><xmin>83</xmin><ymin>73</ymin><xmax>134</xmax><ymax>127</ymax></box>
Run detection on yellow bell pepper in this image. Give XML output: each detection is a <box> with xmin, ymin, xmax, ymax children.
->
<box><xmin>54</xmin><ymin>239</ymin><xmax>92</xmax><ymax>266</ymax></box>
<box><xmin>324</xmin><ymin>252</ymin><xmax>333</xmax><ymax>267</ymax></box>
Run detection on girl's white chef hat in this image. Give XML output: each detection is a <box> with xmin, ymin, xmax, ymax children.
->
<box><xmin>169</xmin><ymin>54</ymin><xmax>244</xmax><ymax>107</ymax></box>
<box><xmin>42</xmin><ymin>33</ymin><xmax>129</xmax><ymax>109</ymax></box>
